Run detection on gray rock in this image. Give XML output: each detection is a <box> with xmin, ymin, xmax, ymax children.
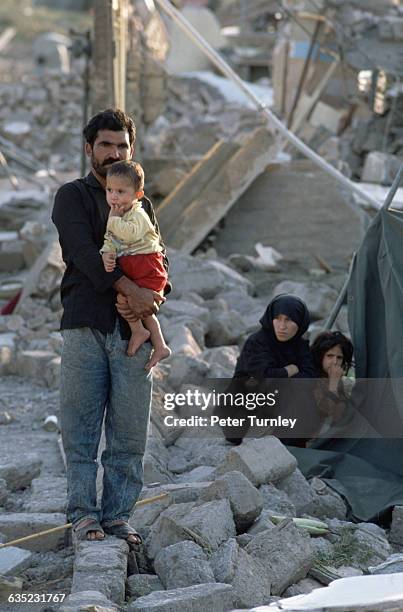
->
<box><xmin>245</xmin><ymin>521</ymin><xmax>315</xmax><ymax>595</ymax></box>
<box><xmin>271</xmin><ymin>281</ymin><xmax>338</xmax><ymax>321</ymax></box>
<box><xmin>0</xmin><ymin>546</ymin><xmax>32</xmax><ymax>575</ymax></box>
<box><xmin>167</xmin><ymin>354</ymin><xmax>209</xmax><ymax>390</ymax></box>
<box><xmin>283</xmin><ymin>576</ymin><xmax>322</xmax><ymax>597</ymax></box>
<box><xmin>167</xmin><ymin>447</ymin><xmax>191</xmax><ymax>474</ymax></box>
<box><xmin>0</xmin><ymin>333</ymin><xmax>17</xmax><ymax>375</ymax></box>
<box><xmin>170</xmin><ymin>252</ymin><xmax>252</xmax><ymax>300</ymax></box>
<box><xmin>0</xmin><ymin>512</ymin><xmax>65</xmax><ymax>551</ymax></box>
<box><xmin>308</xmin><ymin>477</ymin><xmax>347</xmax><ymax>520</ymax></box>
<box><xmin>200</xmin><ymin>470</ymin><xmax>263</xmax><ymax>531</ymax></box>
<box><xmin>155</xmin><ymin>541</ymin><xmax>215</xmax><ymax>588</ymax></box>
<box><xmin>175</xmin><ymin>439</ymin><xmax>229</xmax><ymax>468</ymax></box>
<box><xmin>0</xmin><ymin>456</ymin><xmax>42</xmax><ymax>491</ymax></box>
<box><xmin>215</xmin><ymin>438</ymin><xmax>297</xmax><ymax>486</ymax></box>
<box><xmin>72</xmin><ymin>538</ymin><xmax>128</xmax><ymax>603</ymax></box>
<box><xmin>247</xmin><ymin>509</ymin><xmax>276</xmax><ymax>536</ymax></box>
<box><xmin>259</xmin><ymin>484</ymin><xmax>296</xmax><ymax>516</ymax></box>
<box><xmin>22</xmin><ymin>476</ymin><xmax>67</xmax><ymax>513</ymax></box>
<box><xmin>201</xmin><ymin>345</ymin><xmax>239</xmax><ymax>378</ymax></box>
<box><xmin>211</xmin><ymin>538</ymin><xmax>271</xmax><ymax>607</ymax></box>
<box><xmin>127</xmin><ymin>574</ymin><xmax>164</xmax><ymax>599</ymax></box>
<box><xmin>390</xmin><ymin>505</ymin><xmax>403</xmax><ymax>545</ymax></box>
<box><xmin>0</xmin><ymin>478</ymin><xmax>8</xmax><ymax>505</ymax></box>
<box><xmin>60</xmin><ymin>590</ymin><xmax>118</xmax><ymax>612</ymax></box>
<box><xmin>146</xmin><ymin>502</ymin><xmax>197</xmax><ymax>559</ymax></box>
<box><xmin>176</xmin><ymin>466</ymin><xmax>216</xmax><ymax>483</ymax></box>
<box><xmin>277</xmin><ymin>469</ymin><xmax>317</xmax><ymax>515</ymax></box>
<box><xmin>206</xmin><ymin>309</ymin><xmax>247</xmax><ymax>346</ymax></box>
<box><xmin>164</xmin><ymin>323</ymin><xmax>202</xmax><ymax>357</ymax></box>
<box><xmin>144</xmin><ymin>451</ymin><xmax>174</xmax><ymax>485</ymax></box>
<box><xmin>127</xmin><ymin>583</ymin><xmax>234</xmax><ymax>611</ymax></box>
<box><xmin>325</xmin><ymin>519</ymin><xmax>391</xmax><ymax>570</ymax></box>
<box><xmin>369</xmin><ymin>553</ymin><xmax>403</xmax><ymax>575</ymax></box>
<box><xmin>162</xmin><ymin>299</ymin><xmax>210</xmax><ymax>327</ymax></box>
<box><xmin>16</xmin><ymin>349</ymin><xmax>58</xmax><ymax>380</ymax></box>
<box><xmin>181</xmin><ymin>499</ymin><xmax>236</xmax><ymax>551</ymax></box>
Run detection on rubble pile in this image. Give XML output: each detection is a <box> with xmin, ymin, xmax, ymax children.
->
<box><xmin>0</xmin><ymin>68</ymin><xmax>84</xmax><ymax>173</ymax></box>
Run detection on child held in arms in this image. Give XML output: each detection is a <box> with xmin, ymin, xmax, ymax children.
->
<box><xmin>101</xmin><ymin>160</ymin><xmax>171</xmax><ymax>369</ymax></box>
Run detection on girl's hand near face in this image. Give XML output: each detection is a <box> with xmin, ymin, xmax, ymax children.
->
<box><xmin>109</xmin><ymin>203</ymin><xmax>125</xmax><ymax>217</ymax></box>
<box><xmin>285</xmin><ymin>364</ymin><xmax>299</xmax><ymax>377</ymax></box>
<box><xmin>328</xmin><ymin>363</ymin><xmax>344</xmax><ymax>393</ymax></box>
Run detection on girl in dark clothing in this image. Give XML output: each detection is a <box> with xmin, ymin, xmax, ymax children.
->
<box><xmin>220</xmin><ymin>294</ymin><xmax>316</xmax><ymax>444</ymax></box>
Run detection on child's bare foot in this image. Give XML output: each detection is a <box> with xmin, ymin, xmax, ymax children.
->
<box><xmin>127</xmin><ymin>328</ymin><xmax>150</xmax><ymax>357</ymax></box>
<box><xmin>145</xmin><ymin>345</ymin><xmax>171</xmax><ymax>370</ymax></box>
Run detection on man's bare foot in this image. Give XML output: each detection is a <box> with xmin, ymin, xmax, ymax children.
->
<box><xmin>145</xmin><ymin>345</ymin><xmax>171</xmax><ymax>370</ymax></box>
<box><xmin>127</xmin><ymin>328</ymin><xmax>150</xmax><ymax>357</ymax></box>
<box><xmin>73</xmin><ymin>518</ymin><xmax>105</xmax><ymax>542</ymax></box>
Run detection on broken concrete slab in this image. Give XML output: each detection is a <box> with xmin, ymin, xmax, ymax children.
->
<box><xmin>259</xmin><ymin>483</ymin><xmax>297</xmax><ymax>517</ymax></box>
<box><xmin>169</xmin><ymin>252</ymin><xmax>253</xmax><ymax>300</ymax></box>
<box><xmin>272</xmin><ymin>280</ymin><xmax>338</xmax><ymax>321</ymax></box>
<box><xmin>22</xmin><ymin>476</ymin><xmax>67</xmax><ymax>513</ymax></box>
<box><xmin>180</xmin><ymin>499</ymin><xmax>236</xmax><ymax>551</ymax></box>
<box><xmin>215</xmin><ymin>438</ymin><xmax>297</xmax><ymax>486</ymax></box>
<box><xmin>0</xmin><ymin>477</ymin><xmax>8</xmax><ymax>505</ymax></box>
<box><xmin>176</xmin><ymin>465</ymin><xmax>216</xmax><ymax>483</ymax></box>
<box><xmin>245</xmin><ymin>520</ymin><xmax>314</xmax><ymax>595</ymax></box>
<box><xmin>72</xmin><ymin>538</ymin><xmax>128</xmax><ymax>604</ymax></box>
<box><xmin>206</xmin><ymin>308</ymin><xmax>247</xmax><ymax>346</ymax></box>
<box><xmin>0</xmin><ymin>546</ymin><xmax>32</xmax><ymax>576</ymax></box>
<box><xmin>277</xmin><ymin>468</ymin><xmax>317</xmax><ymax>515</ymax></box>
<box><xmin>389</xmin><ymin>505</ymin><xmax>403</xmax><ymax>545</ymax></box>
<box><xmin>16</xmin><ymin>349</ymin><xmax>59</xmax><ymax>381</ymax></box>
<box><xmin>0</xmin><ymin>456</ymin><xmax>42</xmax><ymax>491</ymax></box>
<box><xmin>0</xmin><ymin>512</ymin><xmax>65</xmax><ymax>551</ymax></box>
<box><xmin>146</xmin><ymin>502</ymin><xmax>197</xmax><ymax>559</ymax></box>
<box><xmin>199</xmin><ymin>470</ymin><xmax>263</xmax><ymax>532</ymax></box>
<box><xmin>211</xmin><ymin>538</ymin><xmax>271</xmax><ymax>608</ymax></box>
<box><xmin>127</xmin><ymin>574</ymin><xmax>164</xmax><ymax>600</ymax></box>
<box><xmin>60</xmin><ymin>590</ymin><xmax>118</xmax><ymax>612</ymax></box>
<box><xmin>127</xmin><ymin>582</ymin><xmax>234</xmax><ymax>611</ymax></box>
<box><xmin>154</xmin><ymin>540</ymin><xmax>215</xmax><ymax>589</ymax></box>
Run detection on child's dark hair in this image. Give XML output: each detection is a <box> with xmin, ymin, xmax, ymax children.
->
<box><xmin>311</xmin><ymin>331</ymin><xmax>354</xmax><ymax>375</ymax></box>
<box><xmin>107</xmin><ymin>160</ymin><xmax>144</xmax><ymax>192</ymax></box>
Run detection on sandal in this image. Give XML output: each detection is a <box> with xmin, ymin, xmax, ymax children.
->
<box><xmin>73</xmin><ymin>518</ymin><xmax>105</xmax><ymax>543</ymax></box>
<box><xmin>102</xmin><ymin>520</ymin><xmax>142</xmax><ymax>548</ymax></box>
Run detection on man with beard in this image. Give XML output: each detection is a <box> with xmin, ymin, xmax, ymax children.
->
<box><xmin>52</xmin><ymin>109</ymin><xmax>167</xmax><ymax>545</ymax></box>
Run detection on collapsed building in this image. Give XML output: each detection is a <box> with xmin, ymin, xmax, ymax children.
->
<box><xmin>1</xmin><ymin>1</ymin><xmax>403</xmax><ymax>610</ymax></box>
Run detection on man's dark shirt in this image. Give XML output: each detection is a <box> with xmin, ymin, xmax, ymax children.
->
<box><xmin>52</xmin><ymin>172</ymin><xmax>168</xmax><ymax>340</ymax></box>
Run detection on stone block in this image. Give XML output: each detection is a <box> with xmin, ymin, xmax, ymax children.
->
<box><xmin>169</xmin><ymin>253</ymin><xmax>252</xmax><ymax>300</ymax></box>
<box><xmin>206</xmin><ymin>309</ymin><xmax>247</xmax><ymax>346</ymax></box>
<box><xmin>215</xmin><ymin>437</ymin><xmax>297</xmax><ymax>486</ymax></box>
<box><xmin>0</xmin><ymin>478</ymin><xmax>8</xmax><ymax>505</ymax></box>
<box><xmin>43</xmin><ymin>356</ymin><xmax>61</xmax><ymax>389</ymax></box>
<box><xmin>201</xmin><ymin>345</ymin><xmax>239</xmax><ymax>378</ymax></box>
<box><xmin>162</xmin><ymin>299</ymin><xmax>210</xmax><ymax>327</ymax></box>
<box><xmin>176</xmin><ymin>466</ymin><xmax>216</xmax><ymax>483</ymax></box>
<box><xmin>200</xmin><ymin>470</ymin><xmax>263</xmax><ymax>531</ymax></box>
<box><xmin>127</xmin><ymin>583</ymin><xmax>234</xmax><ymax>611</ymax></box>
<box><xmin>277</xmin><ymin>468</ymin><xmax>317</xmax><ymax>515</ymax></box>
<box><xmin>0</xmin><ymin>546</ymin><xmax>32</xmax><ymax>575</ymax></box>
<box><xmin>259</xmin><ymin>484</ymin><xmax>296</xmax><ymax>516</ymax></box>
<box><xmin>155</xmin><ymin>541</ymin><xmax>215</xmax><ymax>588</ymax></box>
<box><xmin>60</xmin><ymin>590</ymin><xmax>118</xmax><ymax>612</ymax></box>
<box><xmin>22</xmin><ymin>476</ymin><xmax>67</xmax><ymax>513</ymax></box>
<box><xmin>271</xmin><ymin>281</ymin><xmax>338</xmax><ymax>321</ymax></box>
<box><xmin>180</xmin><ymin>499</ymin><xmax>236</xmax><ymax>551</ymax></box>
<box><xmin>164</xmin><ymin>323</ymin><xmax>202</xmax><ymax>357</ymax></box>
<box><xmin>146</xmin><ymin>502</ymin><xmax>197</xmax><ymax>559</ymax></box>
<box><xmin>309</xmin><ymin>477</ymin><xmax>347</xmax><ymax>520</ymax></box>
<box><xmin>0</xmin><ymin>513</ymin><xmax>66</xmax><ymax>552</ymax></box>
<box><xmin>390</xmin><ymin>505</ymin><xmax>403</xmax><ymax>545</ymax></box>
<box><xmin>0</xmin><ymin>456</ymin><xmax>42</xmax><ymax>491</ymax></box>
<box><xmin>211</xmin><ymin>538</ymin><xmax>271</xmax><ymax>607</ymax></box>
<box><xmin>0</xmin><ymin>332</ymin><xmax>17</xmax><ymax>375</ymax></box>
<box><xmin>127</xmin><ymin>574</ymin><xmax>164</xmax><ymax>600</ymax></box>
<box><xmin>72</xmin><ymin>538</ymin><xmax>128</xmax><ymax>603</ymax></box>
<box><xmin>0</xmin><ymin>239</ymin><xmax>25</xmax><ymax>271</ymax></box>
<box><xmin>167</xmin><ymin>354</ymin><xmax>209</xmax><ymax>390</ymax></box>
<box><xmin>16</xmin><ymin>349</ymin><xmax>58</xmax><ymax>380</ymax></box>
<box><xmin>247</xmin><ymin>509</ymin><xmax>276</xmax><ymax>536</ymax></box>
<box><xmin>362</xmin><ymin>151</ymin><xmax>402</xmax><ymax>185</ymax></box>
<box><xmin>245</xmin><ymin>521</ymin><xmax>314</xmax><ymax>595</ymax></box>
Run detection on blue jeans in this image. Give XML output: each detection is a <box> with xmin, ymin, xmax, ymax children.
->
<box><xmin>60</xmin><ymin>323</ymin><xmax>152</xmax><ymax>525</ymax></box>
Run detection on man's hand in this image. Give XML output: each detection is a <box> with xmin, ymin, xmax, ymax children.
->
<box><xmin>102</xmin><ymin>252</ymin><xmax>116</xmax><ymax>272</ymax></box>
<box><xmin>285</xmin><ymin>364</ymin><xmax>299</xmax><ymax>377</ymax></box>
<box><xmin>114</xmin><ymin>276</ymin><xmax>165</xmax><ymax>319</ymax></box>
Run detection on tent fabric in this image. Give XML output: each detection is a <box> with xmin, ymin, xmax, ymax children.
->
<box><xmin>290</xmin><ymin>207</ymin><xmax>403</xmax><ymax>523</ymax></box>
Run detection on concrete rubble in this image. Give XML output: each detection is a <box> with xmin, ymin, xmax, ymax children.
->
<box><xmin>1</xmin><ymin>1</ymin><xmax>403</xmax><ymax>610</ymax></box>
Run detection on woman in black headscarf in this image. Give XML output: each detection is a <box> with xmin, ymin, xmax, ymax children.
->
<box><xmin>234</xmin><ymin>294</ymin><xmax>315</xmax><ymax>380</ymax></box>
<box><xmin>218</xmin><ymin>294</ymin><xmax>316</xmax><ymax>444</ymax></box>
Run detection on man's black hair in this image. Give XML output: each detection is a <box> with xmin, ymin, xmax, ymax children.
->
<box><xmin>83</xmin><ymin>108</ymin><xmax>136</xmax><ymax>147</ymax></box>
<box><xmin>311</xmin><ymin>331</ymin><xmax>354</xmax><ymax>375</ymax></box>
